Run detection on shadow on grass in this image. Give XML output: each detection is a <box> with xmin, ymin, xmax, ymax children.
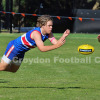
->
<box><xmin>0</xmin><ymin>79</ymin><xmax>91</xmax><ymax>90</ymax></box>
<box><xmin>0</xmin><ymin>86</ymin><xmax>85</xmax><ymax>89</ymax></box>
<box><xmin>0</xmin><ymin>79</ymin><xmax>82</xmax><ymax>89</ymax></box>
<box><xmin>0</xmin><ymin>79</ymin><xmax>9</xmax><ymax>83</ymax></box>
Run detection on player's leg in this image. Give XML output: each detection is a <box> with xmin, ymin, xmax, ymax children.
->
<box><xmin>1</xmin><ymin>40</ymin><xmax>25</xmax><ymax>73</ymax></box>
<box><xmin>7</xmin><ymin>62</ymin><xmax>20</xmax><ymax>73</ymax></box>
<box><xmin>10</xmin><ymin>63</ymin><xmax>20</xmax><ymax>72</ymax></box>
<box><xmin>0</xmin><ymin>59</ymin><xmax>11</xmax><ymax>71</ymax></box>
<box><xmin>0</xmin><ymin>53</ymin><xmax>24</xmax><ymax>73</ymax></box>
<box><xmin>0</xmin><ymin>40</ymin><xmax>21</xmax><ymax>72</ymax></box>
<box><xmin>0</xmin><ymin>59</ymin><xmax>20</xmax><ymax>73</ymax></box>
<box><xmin>9</xmin><ymin>57</ymin><xmax>23</xmax><ymax>72</ymax></box>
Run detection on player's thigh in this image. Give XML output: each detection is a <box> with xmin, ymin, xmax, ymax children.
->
<box><xmin>1</xmin><ymin>56</ymin><xmax>20</xmax><ymax>72</ymax></box>
<box><xmin>10</xmin><ymin>56</ymin><xmax>24</xmax><ymax>72</ymax></box>
<box><xmin>10</xmin><ymin>63</ymin><xmax>20</xmax><ymax>72</ymax></box>
<box><xmin>0</xmin><ymin>59</ymin><xmax>10</xmax><ymax>71</ymax></box>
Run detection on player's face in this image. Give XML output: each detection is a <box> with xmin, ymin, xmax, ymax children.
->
<box><xmin>43</xmin><ymin>20</ymin><xmax>53</xmax><ymax>34</ymax></box>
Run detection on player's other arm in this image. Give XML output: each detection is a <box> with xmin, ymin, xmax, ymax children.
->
<box><xmin>31</xmin><ymin>31</ymin><xmax>65</xmax><ymax>52</ymax></box>
<box><xmin>97</xmin><ymin>34</ymin><xmax>100</xmax><ymax>42</ymax></box>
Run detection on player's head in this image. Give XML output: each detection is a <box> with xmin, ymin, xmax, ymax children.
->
<box><xmin>36</xmin><ymin>15</ymin><xmax>53</xmax><ymax>28</ymax></box>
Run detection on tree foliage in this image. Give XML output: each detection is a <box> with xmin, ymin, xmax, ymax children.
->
<box><xmin>12</xmin><ymin>0</ymin><xmax>73</xmax><ymax>27</ymax></box>
<box><xmin>1</xmin><ymin>0</ymin><xmax>97</xmax><ymax>27</ymax></box>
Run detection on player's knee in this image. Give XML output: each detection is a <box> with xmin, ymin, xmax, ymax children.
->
<box><xmin>11</xmin><ymin>70</ymin><xmax>17</xmax><ymax>73</ymax></box>
<box><xmin>10</xmin><ymin>68</ymin><xmax>19</xmax><ymax>73</ymax></box>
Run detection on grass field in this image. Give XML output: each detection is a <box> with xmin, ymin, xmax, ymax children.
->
<box><xmin>0</xmin><ymin>33</ymin><xmax>100</xmax><ymax>100</ymax></box>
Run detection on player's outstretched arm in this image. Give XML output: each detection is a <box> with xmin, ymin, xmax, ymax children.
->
<box><xmin>31</xmin><ymin>31</ymin><xmax>65</xmax><ymax>52</ymax></box>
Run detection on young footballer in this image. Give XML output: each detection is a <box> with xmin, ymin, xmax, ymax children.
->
<box><xmin>0</xmin><ymin>15</ymin><xmax>70</xmax><ymax>73</ymax></box>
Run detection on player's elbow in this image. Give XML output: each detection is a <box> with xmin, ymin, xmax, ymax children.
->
<box><xmin>38</xmin><ymin>47</ymin><xmax>47</xmax><ymax>52</ymax></box>
<box><xmin>39</xmin><ymin>49</ymin><xmax>47</xmax><ymax>52</ymax></box>
<box><xmin>39</xmin><ymin>49</ymin><xmax>44</xmax><ymax>52</ymax></box>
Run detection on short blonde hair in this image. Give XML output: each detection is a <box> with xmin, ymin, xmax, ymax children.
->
<box><xmin>36</xmin><ymin>15</ymin><xmax>53</xmax><ymax>27</ymax></box>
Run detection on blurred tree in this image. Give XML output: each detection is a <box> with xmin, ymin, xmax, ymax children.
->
<box><xmin>12</xmin><ymin>0</ymin><xmax>74</xmax><ymax>27</ymax></box>
<box><xmin>0</xmin><ymin>0</ymin><xmax>3</xmax><ymax>10</ymax></box>
<box><xmin>92</xmin><ymin>0</ymin><xmax>100</xmax><ymax>10</ymax></box>
<box><xmin>0</xmin><ymin>0</ymin><xmax>2</xmax><ymax>31</ymax></box>
<box><xmin>2</xmin><ymin>0</ymin><xmax>97</xmax><ymax>28</ymax></box>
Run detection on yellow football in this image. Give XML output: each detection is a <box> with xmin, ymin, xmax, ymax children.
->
<box><xmin>78</xmin><ymin>44</ymin><xmax>94</xmax><ymax>55</ymax></box>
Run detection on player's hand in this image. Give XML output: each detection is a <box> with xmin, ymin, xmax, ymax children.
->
<box><xmin>56</xmin><ymin>38</ymin><xmax>66</xmax><ymax>47</ymax></box>
<box><xmin>97</xmin><ymin>34</ymin><xmax>100</xmax><ymax>42</ymax></box>
<box><xmin>63</xmin><ymin>29</ymin><xmax>70</xmax><ymax>38</ymax></box>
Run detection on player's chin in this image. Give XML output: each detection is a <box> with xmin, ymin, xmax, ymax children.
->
<box><xmin>47</xmin><ymin>31</ymin><xmax>52</xmax><ymax>34</ymax></box>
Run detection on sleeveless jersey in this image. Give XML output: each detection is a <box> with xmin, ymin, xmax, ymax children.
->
<box><xmin>13</xmin><ymin>27</ymin><xmax>49</xmax><ymax>52</ymax></box>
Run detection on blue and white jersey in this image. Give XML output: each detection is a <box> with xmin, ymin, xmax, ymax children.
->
<box><xmin>2</xmin><ymin>27</ymin><xmax>49</xmax><ymax>63</ymax></box>
<box><xmin>14</xmin><ymin>27</ymin><xmax>49</xmax><ymax>52</ymax></box>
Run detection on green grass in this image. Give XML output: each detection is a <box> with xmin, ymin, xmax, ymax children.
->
<box><xmin>0</xmin><ymin>33</ymin><xmax>100</xmax><ymax>100</ymax></box>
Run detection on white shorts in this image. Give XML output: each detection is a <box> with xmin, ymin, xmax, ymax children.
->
<box><xmin>2</xmin><ymin>55</ymin><xmax>23</xmax><ymax>66</ymax></box>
